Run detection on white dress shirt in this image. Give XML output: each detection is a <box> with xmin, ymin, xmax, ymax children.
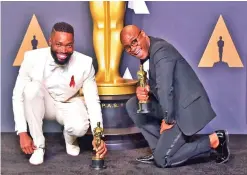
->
<box><xmin>143</xmin><ymin>59</ymin><xmax>150</xmax><ymax>79</ymax></box>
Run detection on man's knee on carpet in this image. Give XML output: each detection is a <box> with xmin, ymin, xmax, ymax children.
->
<box><xmin>153</xmin><ymin>152</ymin><xmax>173</xmax><ymax>168</ymax></box>
<box><xmin>23</xmin><ymin>81</ymin><xmax>43</xmax><ymax>101</ymax></box>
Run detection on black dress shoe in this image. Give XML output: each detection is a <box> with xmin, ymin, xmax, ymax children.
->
<box><xmin>136</xmin><ymin>154</ymin><xmax>154</xmax><ymax>164</ymax></box>
<box><xmin>215</xmin><ymin>130</ymin><xmax>230</xmax><ymax>164</ymax></box>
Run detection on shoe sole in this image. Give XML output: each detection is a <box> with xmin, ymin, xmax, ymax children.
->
<box><xmin>136</xmin><ymin>158</ymin><xmax>154</xmax><ymax>164</ymax></box>
<box><xmin>136</xmin><ymin>160</ymin><xmax>154</xmax><ymax>164</ymax></box>
<box><xmin>218</xmin><ymin>130</ymin><xmax>230</xmax><ymax>164</ymax></box>
<box><xmin>29</xmin><ymin>161</ymin><xmax>44</xmax><ymax>165</ymax></box>
<box><xmin>67</xmin><ymin>152</ymin><xmax>80</xmax><ymax>156</ymax></box>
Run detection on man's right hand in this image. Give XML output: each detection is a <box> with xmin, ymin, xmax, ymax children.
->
<box><xmin>19</xmin><ymin>132</ymin><xmax>36</xmax><ymax>154</ymax></box>
<box><xmin>136</xmin><ymin>85</ymin><xmax>150</xmax><ymax>101</ymax></box>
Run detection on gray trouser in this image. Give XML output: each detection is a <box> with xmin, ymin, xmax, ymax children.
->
<box><xmin>126</xmin><ymin>96</ymin><xmax>212</xmax><ymax>168</ymax></box>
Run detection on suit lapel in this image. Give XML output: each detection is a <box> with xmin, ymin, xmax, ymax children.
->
<box><xmin>148</xmin><ymin>37</ymin><xmax>158</xmax><ymax>99</ymax></box>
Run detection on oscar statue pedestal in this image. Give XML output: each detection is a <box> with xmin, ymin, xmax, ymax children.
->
<box><xmin>93</xmin><ymin>94</ymin><xmax>148</xmax><ymax>150</ymax></box>
<box><xmin>79</xmin><ymin>81</ymin><xmax>148</xmax><ymax>150</ymax></box>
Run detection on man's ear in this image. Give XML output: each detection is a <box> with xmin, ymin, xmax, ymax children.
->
<box><xmin>141</xmin><ymin>30</ymin><xmax>146</xmax><ymax>37</ymax></box>
<box><xmin>48</xmin><ymin>38</ymin><xmax>52</xmax><ymax>46</ymax></box>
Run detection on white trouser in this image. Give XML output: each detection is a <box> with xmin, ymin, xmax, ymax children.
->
<box><xmin>23</xmin><ymin>81</ymin><xmax>90</xmax><ymax>148</ymax></box>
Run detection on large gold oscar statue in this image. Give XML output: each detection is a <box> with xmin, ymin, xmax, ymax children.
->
<box><xmin>89</xmin><ymin>1</ymin><xmax>137</xmax><ymax>95</ymax></box>
<box><xmin>87</xmin><ymin>1</ymin><xmax>146</xmax><ymax>150</ymax></box>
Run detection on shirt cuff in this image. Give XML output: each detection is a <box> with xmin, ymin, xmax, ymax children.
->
<box><xmin>16</xmin><ymin>129</ymin><xmax>27</xmax><ymax>135</ymax></box>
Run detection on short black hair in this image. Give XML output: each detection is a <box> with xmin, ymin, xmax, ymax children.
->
<box><xmin>51</xmin><ymin>22</ymin><xmax>74</xmax><ymax>36</ymax></box>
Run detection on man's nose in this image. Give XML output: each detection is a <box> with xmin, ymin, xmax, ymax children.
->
<box><xmin>130</xmin><ymin>45</ymin><xmax>136</xmax><ymax>52</ymax></box>
<box><xmin>60</xmin><ymin>46</ymin><xmax>66</xmax><ymax>53</ymax></box>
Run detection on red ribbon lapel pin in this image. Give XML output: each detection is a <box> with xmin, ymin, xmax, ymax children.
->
<box><xmin>70</xmin><ymin>75</ymin><xmax>75</xmax><ymax>88</ymax></box>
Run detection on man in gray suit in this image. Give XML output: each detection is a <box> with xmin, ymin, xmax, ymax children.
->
<box><xmin>120</xmin><ymin>25</ymin><xmax>230</xmax><ymax>168</ymax></box>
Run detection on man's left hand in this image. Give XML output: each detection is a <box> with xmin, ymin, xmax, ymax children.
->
<box><xmin>92</xmin><ymin>138</ymin><xmax>107</xmax><ymax>159</ymax></box>
<box><xmin>160</xmin><ymin>119</ymin><xmax>174</xmax><ymax>134</ymax></box>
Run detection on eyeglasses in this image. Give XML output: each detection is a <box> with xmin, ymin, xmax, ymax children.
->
<box><xmin>124</xmin><ymin>31</ymin><xmax>141</xmax><ymax>52</ymax></box>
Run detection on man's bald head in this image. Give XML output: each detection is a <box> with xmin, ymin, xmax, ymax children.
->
<box><xmin>120</xmin><ymin>25</ymin><xmax>150</xmax><ymax>60</ymax></box>
<box><xmin>120</xmin><ymin>25</ymin><xmax>141</xmax><ymax>43</ymax></box>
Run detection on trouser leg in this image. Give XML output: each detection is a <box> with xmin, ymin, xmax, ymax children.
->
<box><xmin>126</xmin><ymin>96</ymin><xmax>162</xmax><ymax>151</ymax></box>
<box><xmin>55</xmin><ymin>97</ymin><xmax>90</xmax><ymax>144</ymax></box>
<box><xmin>23</xmin><ymin>81</ymin><xmax>56</xmax><ymax>148</ymax></box>
<box><xmin>153</xmin><ymin>124</ymin><xmax>211</xmax><ymax>168</ymax></box>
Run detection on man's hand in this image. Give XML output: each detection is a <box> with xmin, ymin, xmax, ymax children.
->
<box><xmin>19</xmin><ymin>132</ymin><xmax>36</xmax><ymax>154</ymax></box>
<box><xmin>136</xmin><ymin>85</ymin><xmax>150</xmax><ymax>101</ymax></box>
<box><xmin>92</xmin><ymin>138</ymin><xmax>107</xmax><ymax>159</ymax></box>
<box><xmin>160</xmin><ymin>119</ymin><xmax>174</xmax><ymax>134</ymax></box>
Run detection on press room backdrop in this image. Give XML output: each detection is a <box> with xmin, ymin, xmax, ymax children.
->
<box><xmin>1</xmin><ymin>1</ymin><xmax>247</xmax><ymax>134</ymax></box>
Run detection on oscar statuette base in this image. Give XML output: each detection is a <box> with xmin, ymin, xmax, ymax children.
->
<box><xmin>91</xmin><ymin>156</ymin><xmax>107</xmax><ymax>170</ymax></box>
<box><xmin>137</xmin><ymin>101</ymin><xmax>152</xmax><ymax>114</ymax></box>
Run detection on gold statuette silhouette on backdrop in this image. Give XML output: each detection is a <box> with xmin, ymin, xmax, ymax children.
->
<box><xmin>198</xmin><ymin>15</ymin><xmax>243</xmax><ymax>68</ymax></box>
<box><xmin>89</xmin><ymin>1</ymin><xmax>137</xmax><ymax>95</ymax></box>
<box><xmin>13</xmin><ymin>14</ymin><xmax>48</xmax><ymax>66</ymax></box>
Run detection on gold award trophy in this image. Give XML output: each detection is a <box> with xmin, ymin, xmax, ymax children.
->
<box><xmin>91</xmin><ymin>122</ymin><xmax>106</xmax><ymax>170</ymax></box>
<box><xmin>137</xmin><ymin>64</ymin><xmax>152</xmax><ymax>114</ymax></box>
<box><xmin>89</xmin><ymin>1</ymin><xmax>137</xmax><ymax>95</ymax></box>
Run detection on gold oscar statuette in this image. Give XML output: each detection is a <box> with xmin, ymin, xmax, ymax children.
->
<box><xmin>91</xmin><ymin>122</ymin><xmax>106</xmax><ymax>170</ymax></box>
<box><xmin>137</xmin><ymin>64</ymin><xmax>152</xmax><ymax>114</ymax></box>
<box><xmin>89</xmin><ymin>1</ymin><xmax>137</xmax><ymax>95</ymax></box>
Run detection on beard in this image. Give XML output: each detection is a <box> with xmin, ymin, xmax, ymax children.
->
<box><xmin>50</xmin><ymin>48</ymin><xmax>73</xmax><ymax>65</ymax></box>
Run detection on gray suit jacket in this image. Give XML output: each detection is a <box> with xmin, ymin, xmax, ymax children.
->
<box><xmin>146</xmin><ymin>36</ymin><xmax>216</xmax><ymax>136</ymax></box>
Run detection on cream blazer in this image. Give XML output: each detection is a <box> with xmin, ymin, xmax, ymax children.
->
<box><xmin>12</xmin><ymin>47</ymin><xmax>103</xmax><ymax>134</ymax></box>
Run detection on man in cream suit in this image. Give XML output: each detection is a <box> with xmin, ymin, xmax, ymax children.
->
<box><xmin>12</xmin><ymin>22</ymin><xmax>107</xmax><ymax>165</ymax></box>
